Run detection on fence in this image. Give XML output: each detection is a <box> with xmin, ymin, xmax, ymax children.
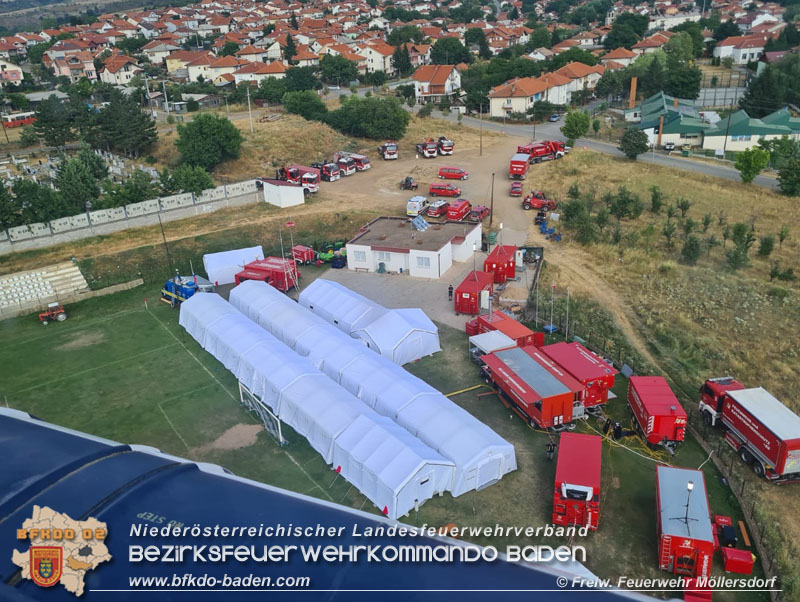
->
<box><xmin>0</xmin><ymin>180</ymin><xmax>260</xmax><ymax>255</ymax></box>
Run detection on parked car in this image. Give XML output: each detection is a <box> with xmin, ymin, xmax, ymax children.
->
<box><xmin>510</xmin><ymin>182</ymin><xmax>523</xmax><ymax>197</ymax></box>
<box><xmin>427</xmin><ymin>200</ymin><xmax>450</xmax><ymax>217</ymax></box>
<box><xmin>406</xmin><ymin>195</ymin><xmax>430</xmax><ymax>216</ymax></box>
<box><xmin>429</xmin><ymin>182</ymin><xmax>462</xmax><ymax>197</ymax></box>
<box><xmin>469</xmin><ymin>205</ymin><xmax>490</xmax><ymax>222</ymax></box>
<box><xmin>549</xmin><ymin>113</ymin><xmax>561</xmax><ymax>122</ymax></box>
<box><xmin>438</xmin><ymin>166</ymin><xmax>469</xmax><ymax>180</ymax></box>
<box><xmin>664</xmin><ymin>142</ymin><xmax>675</xmax><ymax>151</ymax></box>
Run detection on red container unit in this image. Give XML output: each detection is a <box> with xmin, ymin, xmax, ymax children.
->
<box><xmin>454</xmin><ymin>271</ymin><xmax>494</xmax><ymax>315</ymax></box>
<box><xmin>234</xmin><ymin>257</ymin><xmax>299</xmax><ymax>292</ymax></box>
<box><xmin>483</xmin><ymin>244</ymin><xmax>517</xmax><ymax>284</ymax></box>
<box><xmin>475</xmin><ymin>311</ymin><xmax>540</xmax><ymax>347</ymax></box>
<box><xmin>481</xmin><ymin>346</ymin><xmax>584</xmax><ymax>429</ymax></box>
<box><xmin>553</xmin><ymin>432</ymin><xmax>601</xmax><ymax>531</ymax></box>
<box><xmin>509</xmin><ymin>153</ymin><xmax>530</xmax><ymax>179</ymax></box>
<box><xmin>291</xmin><ymin>245</ymin><xmax>316</xmax><ymax>265</ymax></box>
<box><xmin>720</xmin><ymin>547</ymin><xmax>755</xmax><ymax>575</ymax></box>
<box><xmin>656</xmin><ymin>466</ymin><xmax>714</xmax><ymax>579</ymax></box>
<box><xmin>627</xmin><ymin>376</ymin><xmax>687</xmax><ymax>453</ymax></box>
<box><xmin>540</xmin><ymin>342</ymin><xmax>618</xmax><ymax>409</ymax></box>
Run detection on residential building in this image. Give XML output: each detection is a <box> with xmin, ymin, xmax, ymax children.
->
<box><xmin>554</xmin><ymin>62</ymin><xmax>605</xmax><ymax>94</ymax></box>
<box><xmin>51</xmin><ymin>52</ymin><xmax>98</xmax><ymax>82</ymax></box>
<box><xmin>232</xmin><ymin>60</ymin><xmax>288</xmax><ymax>84</ymax></box>
<box><xmin>411</xmin><ymin>64</ymin><xmax>461</xmax><ymax>105</ymax></box>
<box><xmin>601</xmin><ymin>47</ymin><xmax>636</xmax><ymax>67</ymax></box>
<box><xmin>702</xmin><ymin>109</ymin><xmax>799</xmax><ymax>151</ymax></box>
<box><xmin>713</xmin><ymin>35</ymin><xmax>768</xmax><ymax>65</ymax></box>
<box><xmin>0</xmin><ymin>59</ymin><xmax>24</xmax><ymax>88</ymax></box>
<box><xmin>361</xmin><ymin>41</ymin><xmax>394</xmax><ymax>74</ymax></box>
<box><xmin>141</xmin><ymin>40</ymin><xmax>181</xmax><ymax>64</ymax></box>
<box><xmin>488</xmin><ymin>76</ymin><xmax>547</xmax><ymax>117</ymax></box>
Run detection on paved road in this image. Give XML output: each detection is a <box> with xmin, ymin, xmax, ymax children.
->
<box><xmin>438</xmin><ymin>111</ymin><xmax>779</xmax><ymax>190</ymax></box>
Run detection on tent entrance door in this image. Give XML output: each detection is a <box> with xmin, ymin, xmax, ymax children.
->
<box><xmin>476</xmin><ymin>457</ymin><xmax>502</xmax><ymax>491</ymax></box>
<box><xmin>415</xmin><ymin>472</ymin><xmax>436</xmax><ymax>502</ymax></box>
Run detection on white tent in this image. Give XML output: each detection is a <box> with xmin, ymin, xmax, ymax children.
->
<box><xmin>298</xmin><ymin>279</ymin><xmax>440</xmax><ymax>365</ymax></box>
<box><xmin>299</xmin><ymin>279</ymin><xmax>385</xmax><ymax>334</ymax></box>
<box><xmin>230</xmin><ymin>281</ymin><xmax>517</xmax><ymax>497</ymax></box>
<box><xmin>202</xmin><ymin>246</ymin><xmax>264</xmax><ymax>285</ymax></box>
<box><xmin>333</xmin><ymin>415</ymin><xmax>454</xmax><ymax>519</ymax></box>
<box><xmin>178</xmin><ymin>292</ymin><xmax>455</xmax><ymax>518</ymax></box>
<box><xmin>354</xmin><ymin>308</ymin><xmax>441</xmax><ymax>365</ymax></box>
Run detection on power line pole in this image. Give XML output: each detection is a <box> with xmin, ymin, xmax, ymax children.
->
<box><xmin>532</xmin><ymin>102</ymin><xmax>536</xmax><ymax>141</ymax></box>
<box><xmin>488</xmin><ymin>172</ymin><xmax>495</xmax><ymax>227</ymax></box>
<box><xmin>162</xmin><ymin>81</ymin><xmax>170</xmax><ymax>116</ymax></box>
<box><xmin>722</xmin><ymin>102</ymin><xmax>734</xmax><ymax>157</ymax></box>
<box><xmin>479</xmin><ymin>103</ymin><xmax>483</xmax><ymax>156</ymax></box>
<box><xmin>246</xmin><ymin>86</ymin><xmax>254</xmax><ymax>134</ymax></box>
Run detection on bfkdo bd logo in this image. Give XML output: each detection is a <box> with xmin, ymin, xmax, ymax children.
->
<box><xmin>13</xmin><ymin>506</ymin><xmax>112</xmax><ymax>597</ymax></box>
<box><xmin>30</xmin><ymin>546</ymin><xmax>63</xmax><ymax>587</ymax></box>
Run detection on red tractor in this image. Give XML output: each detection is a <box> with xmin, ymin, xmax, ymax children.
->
<box><xmin>522</xmin><ymin>191</ymin><xmax>556</xmax><ymax>211</ymax></box>
<box><xmin>39</xmin><ymin>302</ymin><xmax>67</xmax><ymax>325</ymax></box>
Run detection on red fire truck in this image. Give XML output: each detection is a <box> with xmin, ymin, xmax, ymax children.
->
<box><xmin>481</xmin><ymin>346</ymin><xmax>585</xmax><ymax>429</ymax></box>
<box><xmin>277</xmin><ymin>165</ymin><xmax>320</xmax><ymax>193</ymax></box>
<box><xmin>699</xmin><ymin>378</ymin><xmax>800</xmax><ymax>482</ymax></box>
<box><xmin>234</xmin><ymin>257</ymin><xmax>299</xmax><ymax>292</ymax></box>
<box><xmin>627</xmin><ymin>376</ymin><xmax>687</xmax><ymax>453</ymax></box>
<box><xmin>656</xmin><ymin>466</ymin><xmax>714</xmax><ymax>578</ymax></box>
<box><xmin>377</xmin><ymin>141</ymin><xmax>398</xmax><ymax>160</ymax></box>
<box><xmin>540</xmin><ymin>342</ymin><xmax>618</xmax><ymax>409</ymax></box>
<box><xmin>416</xmin><ymin>138</ymin><xmax>438</xmax><ymax>158</ymax></box>
<box><xmin>334</xmin><ymin>151</ymin><xmax>371</xmax><ymax>171</ymax></box>
<box><xmin>517</xmin><ymin>140</ymin><xmax>568</xmax><ymax>163</ymax></box>
<box><xmin>553</xmin><ymin>432</ymin><xmax>601</xmax><ymax>531</ymax></box>
<box><xmin>509</xmin><ymin>153</ymin><xmax>531</xmax><ymax>179</ymax></box>
<box><xmin>437</xmin><ymin>136</ymin><xmax>454</xmax><ymax>155</ymax></box>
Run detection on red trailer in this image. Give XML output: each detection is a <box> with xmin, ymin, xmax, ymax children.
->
<box><xmin>509</xmin><ymin>153</ymin><xmax>530</xmax><ymax>179</ymax></box>
<box><xmin>540</xmin><ymin>342</ymin><xmax>618</xmax><ymax>409</ymax></box>
<box><xmin>518</xmin><ymin>140</ymin><xmax>568</xmax><ymax>163</ymax></box>
<box><xmin>481</xmin><ymin>345</ymin><xmax>584</xmax><ymax>428</ymax></box>
<box><xmin>656</xmin><ymin>466</ymin><xmax>714</xmax><ymax>578</ymax></box>
<box><xmin>701</xmin><ymin>383</ymin><xmax>800</xmax><ymax>482</ymax></box>
<box><xmin>627</xmin><ymin>376</ymin><xmax>687</xmax><ymax>453</ymax></box>
<box><xmin>483</xmin><ymin>244</ymin><xmax>517</xmax><ymax>284</ymax></box>
<box><xmin>720</xmin><ymin>547</ymin><xmax>755</xmax><ymax>575</ymax></box>
<box><xmin>454</xmin><ymin>271</ymin><xmax>494</xmax><ymax>315</ymax></box>
<box><xmin>291</xmin><ymin>245</ymin><xmax>316</xmax><ymax>265</ymax></box>
<box><xmin>475</xmin><ymin>311</ymin><xmax>540</xmax><ymax>347</ymax></box>
<box><xmin>553</xmin><ymin>432</ymin><xmax>601</xmax><ymax>531</ymax></box>
<box><xmin>234</xmin><ymin>257</ymin><xmax>299</xmax><ymax>292</ymax></box>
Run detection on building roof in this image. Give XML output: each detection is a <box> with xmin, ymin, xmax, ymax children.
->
<box><xmin>716</xmin><ymin>34</ymin><xmax>767</xmax><ymax>49</ymax></box>
<box><xmin>412</xmin><ymin>64</ymin><xmax>455</xmax><ymax>85</ymax></box>
<box><xmin>657</xmin><ymin>466</ymin><xmax>713</xmax><ymax>542</ymax></box>
<box><xmin>489</xmin><ymin>76</ymin><xmax>548</xmax><ymax>99</ymax></box>
<box><xmin>234</xmin><ymin>60</ymin><xmax>288</xmax><ymax>75</ymax></box>
<box><xmin>348</xmin><ymin>216</ymin><xmax>480</xmax><ymax>253</ymax></box>
<box><xmin>554</xmin><ymin>61</ymin><xmax>604</xmax><ymax>79</ymax></box>
<box><xmin>704</xmin><ymin>109</ymin><xmax>793</xmax><ymax>137</ymax></box>
<box><xmin>760</xmin><ymin>108</ymin><xmax>800</xmax><ymax>131</ymax></box>
<box><xmin>602</xmin><ymin>47</ymin><xmax>636</xmax><ymax>60</ymax></box>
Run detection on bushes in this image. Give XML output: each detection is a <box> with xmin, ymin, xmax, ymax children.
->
<box><xmin>326</xmin><ymin>95</ymin><xmax>410</xmax><ymax>140</ymax></box>
<box><xmin>283</xmin><ymin>90</ymin><xmax>328</xmax><ymax>121</ymax></box>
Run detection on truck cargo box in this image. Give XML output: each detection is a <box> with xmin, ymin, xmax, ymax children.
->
<box><xmin>656</xmin><ymin>466</ymin><xmax>714</xmax><ymax>578</ymax></box>
<box><xmin>627</xmin><ymin>376</ymin><xmax>686</xmax><ymax>452</ymax></box>
<box><xmin>553</xmin><ymin>432</ymin><xmax>601</xmax><ymax>530</ymax></box>
<box><xmin>481</xmin><ymin>346</ymin><xmax>584</xmax><ymax>428</ymax></box>
<box><xmin>541</xmin><ymin>342</ymin><xmax>618</xmax><ymax>408</ymax></box>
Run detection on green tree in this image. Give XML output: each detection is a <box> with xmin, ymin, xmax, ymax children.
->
<box><xmin>662</xmin><ymin>220</ymin><xmax>677</xmax><ymax>248</ymax></box>
<box><xmin>702</xmin><ymin>213</ymin><xmax>712</xmax><ymax>233</ymax></box>
<box><xmin>326</xmin><ymin>95</ymin><xmax>410</xmax><ymax>139</ymax></box>
<box><xmin>367</xmin><ymin>70</ymin><xmax>387</xmax><ymax>86</ymax></box>
<box><xmin>603</xmin><ymin>23</ymin><xmax>639</xmax><ymax>50</ymax></box>
<box><xmin>734</xmin><ymin>147</ymin><xmax>770</xmax><ymax>183</ymax></box>
<box><xmin>529</xmin><ymin>25</ymin><xmax>551</xmax><ymax>49</ymax></box>
<box><xmin>595</xmin><ymin>206</ymin><xmax>610</xmax><ymax>234</ymax></box>
<box><xmin>430</xmin><ymin>38</ymin><xmax>471</xmax><ymax>65</ymax></box>
<box><xmin>220</xmin><ymin>41</ymin><xmax>240</xmax><ymax>56</ymax></box>
<box><xmin>665</xmin><ymin>32</ymin><xmax>694</xmax><ymax>69</ymax></box>
<box><xmin>34</xmin><ymin>95</ymin><xmax>73</xmax><ymax>148</ymax></box>
<box><xmin>11</xmin><ymin>179</ymin><xmax>65</xmax><ymax>224</ymax></box>
<box><xmin>726</xmin><ymin>222</ymin><xmax>756</xmax><ymax>270</ymax></box>
<box><xmin>615</xmin><ymin>12</ymin><xmax>649</xmax><ymax>36</ymax></box>
<box><xmin>56</xmin><ymin>157</ymin><xmax>99</xmax><ymax>213</ymax></box>
<box><xmin>386</xmin><ymin>25</ymin><xmax>423</xmax><ymax>46</ymax></box>
<box><xmin>713</xmin><ymin>20</ymin><xmax>741</xmax><ymax>42</ymax></box>
<box><xmin>758</xmin><ymin>234</ymin><xmax>775</xmax><ymax>257</ymax></box>
<box><xmin>592</xmin><ymin>118</ymin><xmax>601</xmax><ymax>135</ymax></box>
<box><xmin>19</xmin><ymin>127</ymin><xmax>39</xmax><ymax>147</ymax></box>
<box><xmin>560</xmin><ymin>111</ymin><xmax>590</xmax><ymax>143</ymax></box>
<box><xmin>176</xmin><ymin>113</ymin><xmax>243</xmax><ymax>170</ymax></box>
<box><xmin>284</xmin><ymin>66</ymin><xmax>321</xmax><ymax>91</ymax></box>
<box><xmin>256</xmin><ymin>77</ymin><xmax>289</xmax><ymax>104</ymax></box>
<box><xmin>0</xmin><ymin>181</ymin><xmax>22</xmax><ymax>230</ymax></box>
<box><xmin>609</xmin><ymin>185</ymin><xmax>642</xmax><ymax>222</ymax></box>
<box><xmin>739</xmin><ymin>66</ymin><xmax>783</xmax><ymax>118</ymax></box>
<box><xmin>650</xmin><ymin>185</ymin><xmax>663</xmax><ymax>213</ymax></box>
<box><xmin>75</xmin><ymin>144</ymin><xmax>108</xmax><ymax>180</ymax></box>
<box><xmin>670</xmin><ymin>22</ymin><xmax>705</xmax><ymax>58</ymax></box>
<box><xmin>93</xmin><ymin>92</ymin><xmax>157</xmax><ymax>157</ymax></box>
<box><xmin>676</xmin><ymin>198</ymin><xmax>692</xmax><ymax>217</ymax></box>
<box><xmin>283</xmin><ymin>90</ymin><xmax>328</xmax><ymax>121</ymax></box>
<box><xmin>681</xmin><ymin>234</ymin><xmax>702</xmax><ymax>265</ymax></box>
<box><xmin>319</xmin><ymin>54</ymin><xmax>358</xmax><ymax>85</ymax></box>
<box><xmin>465</xmin><ymin>28</ymin><xmax>492</xmax><ymax>59</ymax></box>
<box><xmin>618</xmin><ymin>128</ymin><xmax>650</xmax><ymax>159</ymax></box>
<box><xmin>186</xmin><ymin>98</ymin><xmax>200</xmax><ymax>112</ymax></box>
<box><xmin>549</xmin><ymin>47</ymin><xmax>598</xmax><ymax>70</ymax></box>
<box><xmin>665</xmin><ymin>66</ymin><xmax>702</xmax><ymax>99</ymax></box>
<box><xmin>778</xmin><ymin>157</ymin><xmax>800</xmax><ymax>195</ymax></box>
<box><xmin>160</xmin><ymin>165</ymin><xmax>214</xmax><ymax>195</ymax></box>
<box><xmin>778</xmin><ymin>224</ymin><xmax>790</xmax><ymax>247</ymax></box>
<box><xmin>102</xmin><ymin>169</ymin><xmax>159</xmax><ymax>207</ymax></box>
<box><xmin>27</xmin><ymin>42</ymin><xmax>51</xmax><ymax>64</ymax></box>
<box><xmin>392</xmin><ymin>44</ymin><xmax>412</xmax><ymax>76</ymax></box>
<box><xmin>290</xmin><ymin>14</ymin><xmax>299</xmax><ymax>30</ymax></box>
<box><xmin>284</xmin><ymin>34</ymin><xmax>297</xmax><ymax>64</ymax></box>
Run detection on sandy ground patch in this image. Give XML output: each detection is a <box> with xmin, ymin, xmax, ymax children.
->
<box><xmin>194</xmin><ymin>423</ymin><xmax>263</xmax><ymax>454</ymax></box>
<box><xmin>55</xmin><ymin>331</ymin><xmax>106</xmax><ymax>351</ymax></box>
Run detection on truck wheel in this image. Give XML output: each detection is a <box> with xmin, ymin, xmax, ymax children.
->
<box><xmin>703</xmin><ymin>411</ymin><xmax>713</xmax><ymax>426</ymax></box>
<box><xmin>739</xmin><ymin>447</ymin><xmax>753</xmax><ymax>465</ymax></box>
<box><xmin>522</xmin><ymin>203</ymin><xmax>531</xmax><ymax>210</ymax></box>
<box><xmin>752</xmin><ymin>461</ymin><xmax>765</xmax><ymax>478</ymax></box>
<box><xmin>56</xmin><ymin>313</ymin><xmax>67</xmax><ymax>322</ymax></box>
<box><xmin>41</xmin><ymin>320</ymin><xmax>48</xmax><ymax>326</ymax></box>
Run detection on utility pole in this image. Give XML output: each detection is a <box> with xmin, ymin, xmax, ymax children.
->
<box><xmin>488</xmin><ymin>172</ymin><xmax>495</xmax><ymax>227</ymax></box>
<box><xmin>157</xmin><ymin>212</ymin><xmax>175</xmax><ymax>277</ymax></box>
<box><xmin>162</xmin><ymin>80</ymin><xmax>170</xmax><ymax>116</ymax></box>
<box><xmin>479</xmin><ymin>103</ymin><xmax>483</xmax><ymax>156</ymax></box>
<box><xmin>722</xmin><ymin>102</ymin><xmax>734</xmax><ymax>158</ymax></box>
<box><xmin>532</xmin><ymin>102</ymin><xmax>536</xmax><ymax>141</ymax></box>
<box><xmin>224</xmin><ymin>94</ymin><xmax>230</xmax><ymax>118</ymax></box>
<box><xmin>144</xmin><ymin>75</ymin><xmax>155</xmax><ymax>117</ymax></box>
<box><xmin>246</xmin><ymin>86</ymin><xmax>254</xmax><ymax>134</ymax></box>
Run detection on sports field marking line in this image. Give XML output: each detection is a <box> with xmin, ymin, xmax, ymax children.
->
<box><xmin>13</xmin><ymin>343</ymin><xmax>180</xmax><ymax>394</ymax></box>
<box><xmin>157</xmin><ymin>404</ymin><xmax>191</xmax><ymax>452</ymax></box>
<box><xmin>147</xmin><ymin>310</ymin><xmax>334</xmax><ymax>503</ymax></box>
<box><xmin>6</xmin><ymin>308</ymin><xmax>145</xmax><ymax>348</ymax></box>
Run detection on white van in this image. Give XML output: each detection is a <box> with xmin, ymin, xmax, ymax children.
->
<box><xmin>406</xmin><ymin>195</ymin><xmax>430</xmax><ymax>216</ymax></box>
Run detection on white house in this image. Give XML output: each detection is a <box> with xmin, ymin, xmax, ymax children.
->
<box><xmin>488</xmin><ymin>76</ymin><xmax>547</xmax><ymax>117</ymax></box>
<box><xmin>713</xmin><ymin>35</ymin><xmax>767</xmax><ymax>65</ymax></box>
<box><xmin>360</xmin><ymin>41</ymin><xmax>395</xmax><ymax>74</ymax></box>
<box><xmin>0</xmin><ymin>58</ymin><xmax>24</xmax><ymax>88</ymax></box>
<box><xmin>99</xmin><ymin>55</ymin><xmax>142</xmax><ymax>85</ymax></box>
<box><xmin>411</xmin><ymin>64</ymin><xmax>461</xmax><ymax>104</ymax></box>
<box><xmin>346</xmin><ymin>217</ymin><xmax>482</xmax><ymax>279</ymax></box>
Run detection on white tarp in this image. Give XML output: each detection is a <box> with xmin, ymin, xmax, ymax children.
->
<box><xmin>178</xmin><ymin>292</ymin><xmax>455</xmax><ymax>518</ymax></box>
<box><xmin>333</xmin><ymin>414</ymin><xmax>454</xmax><ymax>519</ymax></box>
<box><xmin>230</xmin><ymin>281</ymin><xmax>517</xmax><ymax>497</ymax></box>
<box><xmin>202</xmin><ymin>246</ymin><xmax>264</xmax><ymax>285</ymax></box>
<box><xmin>299</xmin><ymin>279</ymin><xmax>440</xmax><ymax>365</ymax></box>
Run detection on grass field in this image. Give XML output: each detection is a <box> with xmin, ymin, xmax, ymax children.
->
<box><xmin>0</xmin><ymin>278</ymin><xmax>768</xmax><ymax>602</ymax></box>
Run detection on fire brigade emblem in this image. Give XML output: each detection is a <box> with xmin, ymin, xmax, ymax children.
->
<box><xmin>30</xmin><ymin>546</ymin><xmax>63</xmax><ymax>587</ymax></box>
